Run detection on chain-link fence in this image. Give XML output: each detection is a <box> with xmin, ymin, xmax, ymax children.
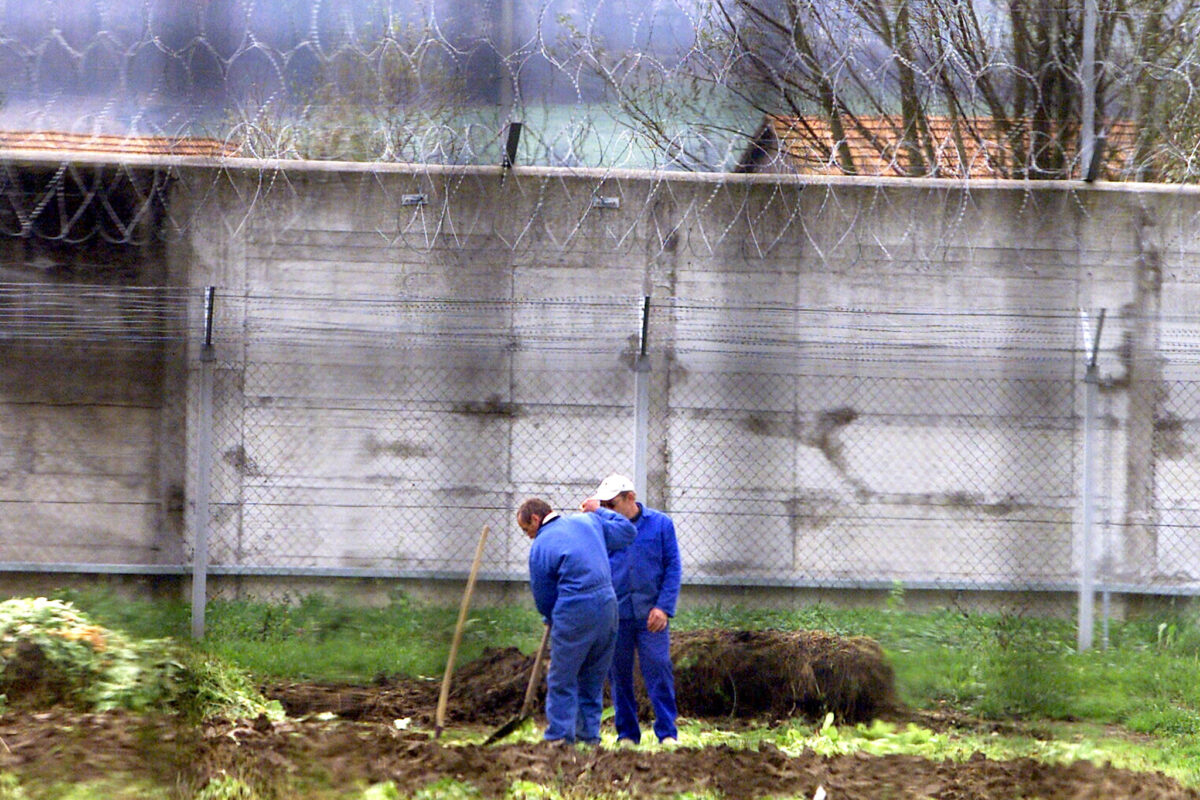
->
<box><xmin>6</xmin><ymin>1</ymin><xmax>1200</xmax><ymax>641</ymax></box>
<box><xmin>191</xmin><ymin>294</ymin><xmax>646</xmax><ymax>587</ymax></box>
<box><xmin>7</xmin><ymin>280</ymin><xmax>1200</xmax><ymax>630</ymax></box>
<box><xmin>0</xmin><ymin>282</ymin><xmax>189</xmax><ymax>569</ymax></box>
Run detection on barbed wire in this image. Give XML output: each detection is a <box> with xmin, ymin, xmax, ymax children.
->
<box><xmin>5</xmin><ymin>283</ymin><xmax>1198</xmax><ymax>374</ymax></box>
<box><xmin>1</xmin><ymin>1</ymin><xmax>1198</xmax><ymax>175</ymax></box>
<box><xmin>5</xmin><ymin>2</ymin><xmax>1200</xmax><ymax>607</ymax></box>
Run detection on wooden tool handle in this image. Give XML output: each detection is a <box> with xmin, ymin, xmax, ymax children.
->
<box><xmin>519</xmin><ymin>623</ymin><xmax>552</xmax><ymax>717</ymax></box>
<box><xmin>435</xmin><ymin>524</ymin><xmax>490</xmax><ymax>735</ymax></box>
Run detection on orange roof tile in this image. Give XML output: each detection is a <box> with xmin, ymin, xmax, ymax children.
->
<box><xmin>743</xmin><ymin>114</ymin><xmax>1137</xmax><ymax>179</ymax></box>
<box><xmin>0</xmin><ymin>130</ymin><xmax>237</xmax><ymax>159</ymax></box>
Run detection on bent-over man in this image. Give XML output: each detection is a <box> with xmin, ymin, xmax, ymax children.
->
<box><xmin>517</xmin><ymin>497</ymin><xmax>636</xmax><ymax>745</ymax></box>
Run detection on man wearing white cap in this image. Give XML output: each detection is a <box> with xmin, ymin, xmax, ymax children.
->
<box><xmin>582</xmin><ymin>473</ymin><xmax>681</xmax><ymax>745</ymax></box>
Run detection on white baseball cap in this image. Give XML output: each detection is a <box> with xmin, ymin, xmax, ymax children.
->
<box><xmin>593</xmin><ymin>473</ymin><xmax>635</xmax><ymax>501</ymax></box>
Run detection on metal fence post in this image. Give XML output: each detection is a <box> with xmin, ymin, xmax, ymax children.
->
<box><xmin>1079</xmin><ymin>309</ymin><xmax>1105</xmax><ymax>652</ymax></box>
<box><xmin>191</xmin><ymin>286</ymin><xmax>216</xmax><ymax>640</ymax></box>
<box><xmin>1080</xmin><ymin>0</ymin><xmax>1099</xmax><ymax>180</ymax></box>
<box><xmin>633</xmin><ymin>296</ymin><xmax>651</xmax><ymax>499</ymax></box>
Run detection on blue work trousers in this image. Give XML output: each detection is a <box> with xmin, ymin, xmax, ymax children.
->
<box><xmin>544</xmin><ymin>598</ymin><xmax>619</xmax><ymax>743</ymax></box>
<box><xmin>609</xmin><ymin>616</ymin><xmax>678</xmax><ymax>743</ymax></box>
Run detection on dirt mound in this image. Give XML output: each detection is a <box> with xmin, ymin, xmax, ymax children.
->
<box><xmin>268</xmin><ymin>628</ymin><xmax>894</xmax><ymax>726</ymax></box>
<box><xmin>669</xmin><ymin>629</ymin><xmax>895</xmax><ymax>722</ymax></box>
<box><xmin>448</xmin><ymin>644</ymin><xmax>546</xmax><ymax>719</ymax></box>
<box><xmin>267</xmin><ymin>645</ymin><xmax>547</xmax><ymax>726</ymax></box>
<box><xmin>266</xmin><ymin>675</ymin><xmax>440</xmax><ymax>723</ymax></box>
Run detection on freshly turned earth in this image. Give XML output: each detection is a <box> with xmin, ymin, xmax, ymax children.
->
<box><xmin>1</xmin><ymin>629</ymin><xmax>1197</xmax><ymax>798</ymax></box>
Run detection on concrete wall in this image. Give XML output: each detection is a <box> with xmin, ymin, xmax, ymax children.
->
<box><xmin>0</xmin><ymin>195</ymin><xmax>184</xmax><ymax>568</ymax></box>
<box><xmin>6</xmin><ymin>157</ymin><xmax>1200</xmax><ymax>602</ymax></box>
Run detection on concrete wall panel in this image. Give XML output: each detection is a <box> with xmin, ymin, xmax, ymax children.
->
<box><xmin>11</xmin><ymin>162</ymin><xmax>1200</xmax><ymax>598</ymax></box>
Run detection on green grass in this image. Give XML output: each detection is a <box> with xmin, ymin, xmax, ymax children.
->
<box><xmin>199</xmin><ymin>594</ymin><xmax>543</xmax><ymax>681</ymax></box>
<box><xmin>52</xmin><ymin>587</ymin><xmax>545</xmax><ymax>682</ymax></box>
<box><xmin>676</xmin><ymin>599</ymin><xmax>1200</xmax><ymax>727</ymax></box>
<box><xmin>0</xmin><ymin>772</ymin><xmax>175</xmax><ymax>800</ymax></box>
<box><xmin>49</xmin><ymin>587</ymin><xmax>192</xmax><ymax>642</ymax></box>
<box><xmin>50</xmin><ymin>586</ymin><xmax>1200</xmax><ymax>730</ymax></box>
<box><xmin>27</xmin><ymin>587</ymin><xmax>1200</xmax><ymax>792</ymax></box>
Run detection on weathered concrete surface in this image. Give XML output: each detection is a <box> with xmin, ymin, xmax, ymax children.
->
<box><xmin>0</xmin><ymin>224</ymin><xmax>182</xmax><ymax>568</ymax></box>
<box><xmin>4</xmin><ymin>159</ymin><xmax>1200</xmax><ymax>601</ymax></box>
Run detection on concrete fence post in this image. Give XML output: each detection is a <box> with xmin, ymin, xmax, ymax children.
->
<box><xmin>1079</xmin><ymin>309</ymin><xmax>1105</xmax><ymax>652</ymax></box>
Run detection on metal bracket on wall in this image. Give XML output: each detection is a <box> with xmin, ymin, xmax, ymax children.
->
<box><xmin>502</xmin><ymin>122</ymin><xmax>522</xmax><ymax>171</ymax></box>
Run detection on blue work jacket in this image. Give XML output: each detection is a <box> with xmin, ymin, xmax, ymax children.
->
<box><xmin>528</xmin><ymin>509</ymin><xmax>637</xmax><ymax>622</ymax></box>
<box><xmin>609</xmin><ymin>503</ymin><xmax>682</xmax><ymax>622</ymax></box>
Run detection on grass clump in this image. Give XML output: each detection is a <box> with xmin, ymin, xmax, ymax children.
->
<box><xmin>50</xmin><ymin>587</ymin><xmax>544</xmax><ymax>683</ymax></box>
<box><xmin>50</xmin><ymin>587</ymin><xmax>190</xmax><ymax>641</ymax></box>
<box><xmin>52</xmin><ymin>586</ymin><xmax>1200</xmax><ymax>732</ymax></box>
<box><xmin>168</xmin><ymin>647</ymin><xmax>283</xmax><ymax>722</ymax></box>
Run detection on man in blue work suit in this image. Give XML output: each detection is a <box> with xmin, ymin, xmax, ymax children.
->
<box><xmin>582</xmin><ymin>473</ymin><xmax>682</xmax><ymax>746</ymax></box>
<box><xmin>517</xmin><ymin>496</ymin><xmax>636</xmax><ymax>745</ymax></box>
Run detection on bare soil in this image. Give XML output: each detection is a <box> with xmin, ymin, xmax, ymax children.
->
<box><xmin>0</xmin><ymin>630</ymin><xmax>1196</xmax><ymax>798</ymax></box>
<box><xmin>0</xmin><ymin>708</ymin><xmax>1197</xmax><ymax>799</ymax></box>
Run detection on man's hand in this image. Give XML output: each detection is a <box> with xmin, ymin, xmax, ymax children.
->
<box><xmin>647</xmin><ymin>607</ymin><xmax>669</xmax><ymax>633</ymax></box>
<box><xmin>579</xmin><ymin>497</ymin><xmax>601</xmax><ymax>513</ymax></box>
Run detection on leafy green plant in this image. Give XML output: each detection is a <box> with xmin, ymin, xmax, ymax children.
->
<box><xmin>505</xmin><ymin>781</ymin><xmax>561</xmax><ymax>800</ymax></box>
<box><xmin>361</xmin><ymin>784</ymin><xmax>403</xmax><ymax>800</ymax></box>
<box><xmin>412</xmin><ymin>778</ymin><xmax>482</xmax><ymax>800</ymax></box>
<box><xmin>776</xmin><ymin>713</ymin><xmax>953</xmax><ymax>759</ymax></box>
<box><xmin>0</xmin><ymin>773</ymin><xmax>29</xmax><ymax>800</ymax></box>
<box><xmin>0</xmin><ymin>597</ymin><xmax>280</xmax><ymax>721</ymax></box>
<box><xmin>194</xmin><ymin>773</ymin><xmax>260</xmax><ymax>800</ymax></box>
<box><xmin>0</xmin><ymin>597</ymin><xmax>173</xmax><ymax>712</ymax></box>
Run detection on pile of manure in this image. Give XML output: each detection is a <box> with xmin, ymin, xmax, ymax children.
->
<box><xmin>664</xmin><ymin>628</ymin><xmax>895</xmax><ymax>723</ymax></box>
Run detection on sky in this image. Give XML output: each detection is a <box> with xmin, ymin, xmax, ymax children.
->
<box><xmin>0</xmin><ymin>0</ymin><xmax>701</xmax><ymax>138</ymax></box>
